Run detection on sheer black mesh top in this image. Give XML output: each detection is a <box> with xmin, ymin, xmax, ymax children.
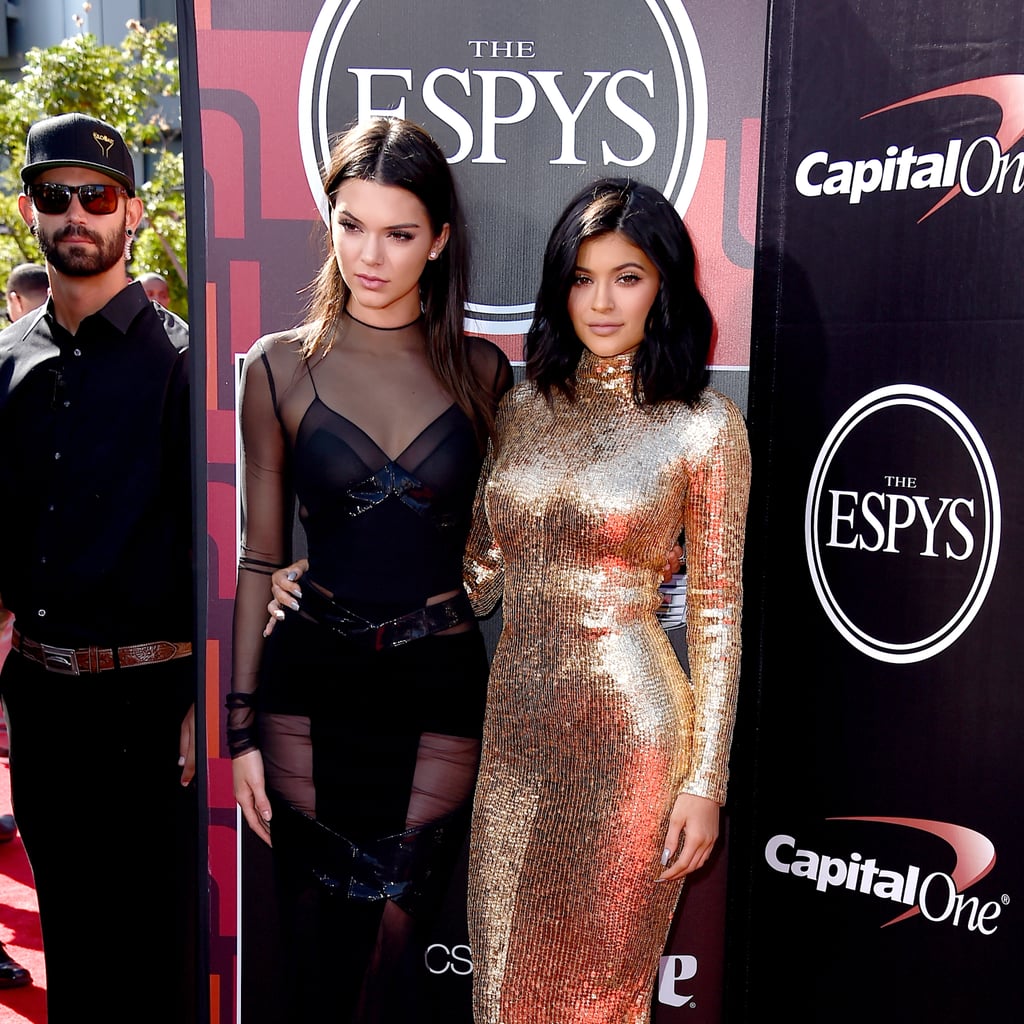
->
<box><xmin>254</xmin><ymin>316</ymin><xmax>507</xmax><ymax>611</ymax></box>
<box><xmin>293</xmin><ymin>382</ymin><xmax>481</xmax><ymax>608</ymax></box>
<box><xmin>229</xmin><ymin>313</ymin><xmax>512</xmax><ymax>753</ymax></box>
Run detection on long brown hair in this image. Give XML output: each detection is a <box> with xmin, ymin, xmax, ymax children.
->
<box><xmin>303</xmin><ymin>117</ymin><xmax>495</xmax><ymax>445</ymax></box>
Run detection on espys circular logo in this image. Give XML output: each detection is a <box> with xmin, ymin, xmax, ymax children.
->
<box><xmin>805</xmin><ymin>385</ymin><xmax>1000</xmax><ymax>663</ymax></box>
<box><xmin>298</xmin><ymin>0</ymin><xmax>707</xmax><ymax>333</ymax></box>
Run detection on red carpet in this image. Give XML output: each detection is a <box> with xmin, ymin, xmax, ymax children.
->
<box><xmin>0</xmin><ymin>751</ymin><xmax>46</xmax><ymax>1023</ymax></box>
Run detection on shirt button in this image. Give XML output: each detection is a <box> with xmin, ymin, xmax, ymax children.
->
<box><xmin>40</xmin><ymin>557</ymin><xmax>47</xmax><ymax>565</ymax></box>
<box><xmin>48</xmin><ymin>504</ymin><xmax>55</xmax><ymax>512</ymax></box>
<box><xmin>37</xmin><ymin>609</ymin><xmax>46</xmax><ymax>617</ymax></box>
<box><xmin>63</xmin><ymin>400</ymin><xmax>70</xmax><ymax>408</ymax></box>
<box><xmin>73</xmin><ymin>348</ymin><xmax>82</xmax><ymax>357</ymax></box>
<box><xmin>54</xmin><ymin>452</ymin><xmax>61</xmax><ymax>460</ymax></box>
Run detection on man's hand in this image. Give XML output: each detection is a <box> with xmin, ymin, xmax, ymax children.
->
<box><xmin>178</xmin><ymin>704</ymin><xmax>195</xmax><ymax>786</ymax></box>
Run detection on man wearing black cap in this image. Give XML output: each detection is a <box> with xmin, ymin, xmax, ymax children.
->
<box><xmin>0</xmin><ymin>113</ymin><xmax>196</xmax><ymax>1021</ymax></box>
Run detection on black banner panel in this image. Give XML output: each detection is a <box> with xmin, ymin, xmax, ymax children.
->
<box><xmin>736</xmin><ymin>1</ymin><xmax>1024</xmax><ymax>1019</ymax></box>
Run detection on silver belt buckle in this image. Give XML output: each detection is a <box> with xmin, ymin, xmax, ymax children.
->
<box><xmin>40</xmin><ymin>643</ymin><xmax>81</xmax><ymax>676</ymax></box>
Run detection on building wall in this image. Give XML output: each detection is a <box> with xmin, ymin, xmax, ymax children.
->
<box><xmin>1</xmin><ymin>0</ymin><xmax>177</xmax><ymax>75</ymax></box>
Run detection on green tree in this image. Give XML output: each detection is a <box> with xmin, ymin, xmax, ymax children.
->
<box><xmin>0</xmin><ymin>19</ymin><xmax>187</xmax><ymax>315</ymax></box>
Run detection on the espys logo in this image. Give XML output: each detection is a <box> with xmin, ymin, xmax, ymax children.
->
<box><xmin>765</xmin><ymin>817</ymin><xmax>1006</xmax><ymax>936</ymax></box>
<box><xmin>805</xmin><ymin>385</ymin><xmax>1000</xmax><ymax>664</ymax></box>
<box><xmin>794</xmin><ymin>74</ymin><xmax>1024</xmax><ymax>221</ymax></box>
<box><xmin>298</xmin><ymin>0</ymin><xmax>707</xmax><ymax>333</ymax></box>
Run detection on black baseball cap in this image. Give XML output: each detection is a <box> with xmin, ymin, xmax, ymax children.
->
<box><xmin>21</xmin><ymin>113</ymin><xmax>136</xmax><ymax>193</ymax></box>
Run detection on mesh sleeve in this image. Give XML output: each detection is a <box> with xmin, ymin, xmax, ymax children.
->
<box><xmin>228</xmin><ymin>342</ymin><xmax>292</xmax><ymax>757</ymax></box>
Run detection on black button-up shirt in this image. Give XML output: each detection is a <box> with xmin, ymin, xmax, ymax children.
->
<box><xmin>0</xmin><ymin>282</ymin><xmax>192</xmax><ymax>647</ymax></box>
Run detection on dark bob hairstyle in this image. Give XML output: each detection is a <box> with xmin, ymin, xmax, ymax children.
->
<box><xmin>525</xmin><ymin>177</ymin><xmax>712</xmax><ymax>406</ymax></box>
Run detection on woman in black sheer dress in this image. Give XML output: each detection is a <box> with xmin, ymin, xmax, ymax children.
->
<box><xmin>228</xmin><ymin>117</ymin><xmax>511</xmax><ymax>1021</ymax></box>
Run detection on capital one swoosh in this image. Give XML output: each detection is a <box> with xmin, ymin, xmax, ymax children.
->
<box><xmin>862</xmin><ymin>74</ymin><xmax>1024</xmax><ymax>222</ymax></box>
<box><xmin>828</xmin><ymin>816</ymin><xmax>996</xmax><ymax>927</ymax></box>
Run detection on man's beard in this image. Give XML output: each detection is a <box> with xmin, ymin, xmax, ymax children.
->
<box><xmin>34</xmin><ymin>217</ymin><xmax>126</xmax><ymax>277</ymax></box>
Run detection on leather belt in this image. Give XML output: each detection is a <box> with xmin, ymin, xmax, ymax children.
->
<box><xmin>299</xmin><ymin>585</ymin><xmax>474</xmax><ymax>651</ymax></box>
<box><xmin>11</xmin><ymin>628</ymin><xmax>192</xmax><ymax>676</ymax></box>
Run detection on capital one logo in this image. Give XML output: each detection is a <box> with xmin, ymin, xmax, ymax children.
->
<box><xmin>765</xmin><ymin>817</ymin><xmax>1004</xmax><ymax>935</ymax></box>
<box><xmin>298</xmin><ymin>0</ymin><xmax>707</xmax><ymax>332</ymax></box>
<box><xmin>805</xmin><ymin>385</ymin><xmax>1000</xmax><ymax>663</ymax></box>
<box><xmin>794</xmin><ymin>74</ymin><xmax>1024</xmax><ymax>221</ymax></box>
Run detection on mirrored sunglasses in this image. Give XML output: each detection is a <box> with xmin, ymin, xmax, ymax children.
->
<box><xmin>28</xmin><ymin>182</ymin><xmax>129</xmax><ymax>216</ymax></box>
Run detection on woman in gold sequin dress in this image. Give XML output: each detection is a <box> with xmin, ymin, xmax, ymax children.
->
<box><xmin>463</xmin><ymin>179</ymin><xmax>751</xmax><ymax>1024</ymax></box>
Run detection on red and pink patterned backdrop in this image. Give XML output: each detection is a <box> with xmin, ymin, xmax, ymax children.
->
<box><xmin>186</xmin><ymin>2</ymin><xmax>765</xmax><ymax>1019</ymax></box>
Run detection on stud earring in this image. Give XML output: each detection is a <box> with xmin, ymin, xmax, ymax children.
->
<box><xmin>428</xmin><ymin>251</ymin><xmax>438</xmax><ymax>260</ymax></box>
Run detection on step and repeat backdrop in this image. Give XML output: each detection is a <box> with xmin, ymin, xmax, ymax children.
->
<box><xmin>180</xmin><ymin>0</ymin><xmax>1024</xmax><ymax>1020</ymax></box>
<box><xmin>183</xmin><ymin>1</ymin><xmax>763</xmax><ymax>1021</ymax></box>
<box><xmin>734</xmin><ymin>0</ymin><xmax>1023</xmax><ymax>1020</ymax></box>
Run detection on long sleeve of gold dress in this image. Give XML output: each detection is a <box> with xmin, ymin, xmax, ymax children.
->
<box><xmin>465</xmin><ymin>349</ymin><xmax>750</xmax><ymax>1024</ymax></box>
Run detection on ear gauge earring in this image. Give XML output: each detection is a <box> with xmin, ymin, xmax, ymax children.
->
<box><xmin>123</xmin><ymin>228</ymin><xmax>134</xmax><ymax>262</ymax></box>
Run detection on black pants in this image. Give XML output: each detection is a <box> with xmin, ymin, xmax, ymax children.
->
<box><xmin>0</xmin><ymin>652</ymin><xmax>198</xmax><ymax>1023</ymax></box>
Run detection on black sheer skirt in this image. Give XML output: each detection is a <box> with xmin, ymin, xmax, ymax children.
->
<box><xmin>257</xmin><ymin>610</ymin><xmax>488</xmax><ymax>1022</ymax></box>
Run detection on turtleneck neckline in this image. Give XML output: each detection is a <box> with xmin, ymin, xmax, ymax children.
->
<box><xmin>576</xmin><ymin>347</ymin><xmax>636</xmax><ymax>386</ymax></box>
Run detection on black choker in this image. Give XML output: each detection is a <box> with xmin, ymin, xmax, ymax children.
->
<box><xmin>344</xmin><ymin>309</ymin><xmax>421</xmax><ymax>331</ymax></box>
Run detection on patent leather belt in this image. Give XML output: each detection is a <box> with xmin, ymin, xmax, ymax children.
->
<box><xmin>300</xmin><ymin>584</ymin><xmax>474</xmax><ymax>651</ymax></box>
<box><xmin>11</xmin><ymin>627</ymin><xmax>192</xmax><ymax>676</ymax></box>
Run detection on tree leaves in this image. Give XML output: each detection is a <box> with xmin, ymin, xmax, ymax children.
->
<box><xmin>0</xmin><ymin>21</ymin><xmax>187</xmax><ymax>315</ymax></box>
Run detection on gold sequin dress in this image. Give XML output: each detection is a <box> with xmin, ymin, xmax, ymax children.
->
<box><xmin>464</xmin><ymin>349</ymin><xmax>750</xmax><ymax>1024</ymax></box>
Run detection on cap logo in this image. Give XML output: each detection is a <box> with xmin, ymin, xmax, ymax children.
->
<box><xmin>92</xmin><ymin>131</ymin><xmax>115</xmax><ymax>157</ymax></box>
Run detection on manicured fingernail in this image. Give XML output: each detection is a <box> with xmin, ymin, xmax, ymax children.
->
<box><xmin>274</xmin><ymin>609</ymin><xmax>285</xmax><ymax>620</ymax></box>
<box><xmin>178</xmin><ymin>755</ymin><xmax>186</xmax><ymax>767</ymax></box>
<box><xmin>661</xmin><ymin>848</ymin><xmax>671</xmax><ymax>866</ymax></box>
<box><xmin>290</xmin><ymin>599</ymin><xmax>299</xmax><ymax>611</ymax></box>
<box><xmin>286</xmin><ymin>571</ymin><xmax>297</xmax><ymax>581</ymax></box>
<box><xmin>262</xmin><ymin>809</ymin><xmax>272</xmax><ymax>821</ymax></box>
